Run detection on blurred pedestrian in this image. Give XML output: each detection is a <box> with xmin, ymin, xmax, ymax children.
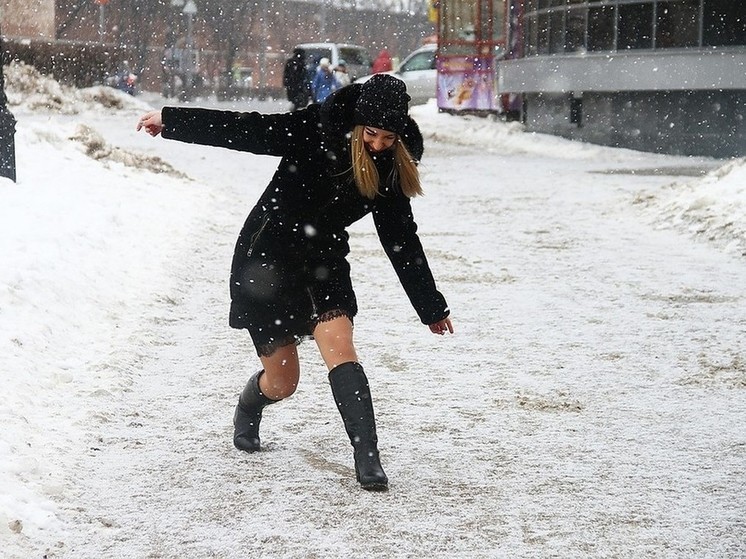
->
<box><xmin>311</xmin><ymin>57</ymin><xmax>339</xmax><ymax>103</ymax></box>
<box><xmin>283</xmin><ymin>47</ymin><xmax>309</xmax><ymax>111</ymax></box>
<box><xmin>372</xmin><ymin>49</ymin><xmax>393</xmax><ymax>73</ymax></box>
<box><xmin>334</xmin><ymin>59</ymin><xmax>351</xmax><ymax>87</ymax></box>
<box><xmin>114</xmin><ymin>60</ymin><xmax>137</xmax><ymax>96</ymax></box>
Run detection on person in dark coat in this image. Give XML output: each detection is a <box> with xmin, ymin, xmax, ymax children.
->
<box><xmin>283</xmin><ymin>47</ymin><xmax>309</xmax><ymax>111</ymax></box>
<box><xmin>136</xmin><ymin>74</ymin><xmax>453</xmax><ymax>491</ymax></box>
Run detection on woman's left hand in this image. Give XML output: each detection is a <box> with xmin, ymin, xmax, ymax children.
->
<box><xmin>429</xmin><ymin>318</ymin><xmax>454</xmax><ymax>335</ymax></box>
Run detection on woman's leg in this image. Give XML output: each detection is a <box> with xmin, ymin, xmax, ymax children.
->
<box><xmin>233</xmin><ymin>343</ymin><xmax>300</xmax><ymax>452</ymax></box>
<box><xmin>314</xmin><ymin>316</ymin><xmax>388</xmax><ymax>490</ymax></box>
<box><xmin>258</xmin><ymin>343</ymin><xmax>301</xmax><ymax>400</ymax></box>
<box><xmin>312</xmin><ymin>315</ymin><xmax>358</xmax><ymax>370</ymax></box>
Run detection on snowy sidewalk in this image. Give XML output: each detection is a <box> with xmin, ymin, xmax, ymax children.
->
<box><xmin>2</xmin><ymin>94</ymin><xmax>745</xmax><ymax>558</ymax></box>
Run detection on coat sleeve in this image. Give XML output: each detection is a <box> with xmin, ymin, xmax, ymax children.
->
<box><xmin>161</xmin><ymin>106</ymin><xmax>317</xmax><ymax>156</ymax></box>
<box><xmin>372</xmin><ymin>195</ymin><xmax>450</xmax><ymax>325</ymax></box>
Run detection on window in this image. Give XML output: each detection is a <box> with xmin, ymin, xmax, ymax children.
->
<box><xmin>520</xmin><ymin>0</ymin><xmax>746</xmax><ymax>54</ymax></box>
<box><xmin>400</xmin><ymin>52</ymin><xmax>436</xmax><ymax>72</ymax></box>
<box><xmin>702</xmin><ymin>0</ymin><xmax>746</xmax><ymax>46</ymax></box>
<box><xmin>565</xmin><ymin>7</ymin><xmax>587</xmax><ymax>52</ymax></box>
<box><xmin>441</xmin><ymin>0</ymin><xmax>477</xmax><ymax>42</ymax></box>
<box><xmin>527</xmin><ymin>13</ymin><xmax>540</xmax><ymax>55</ymax></box>
<box><xmin>618</xmin><ymin>3</ymin><xmax>654</xmax><ymax>49</ymax></box>
<box><xmin>440</xmin><ymin>0</ymin><xmax>506</xmax><ymax>50</ymax></box>
<box><xmin>587</xmin><ymin>5</ymin><xmax>616</xmax><ymax>51</ymax></box>
<box><xmin>305</xmin><ymin>48</ymin><xmax>333</xmax><ymax>66</ymax></box>
<box><xmin>339</xmin><ymin>48</ymin><xmax>372</xmax><ymax>67</ymax></box>
<box><xmin>537</xmin><ymin>12</ymin><xmax>551</xmax><ymax>54</ymax></box>
<box><xmin>549</xmin><ymin>8</ymin><xmax>565</xmax><ymax>53</ymax></box>
<box><xmin>657</xmin><ymin>0</ymin><xmax>700</xmax><ymax>48</ymax></box>
<box><xmin>480</xmin><ymin>0</ymin><xmax>506</xmax><ymax>42</ymax></box>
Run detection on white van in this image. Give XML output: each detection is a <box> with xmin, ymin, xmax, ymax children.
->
<box><xmin>355</xmin><ymin>44</ymin><xmax>437</xmax><ymax>106</ymax></box>
<box><xmin>293</xmin><ymin>42</ymin><xmax>373</xmax><ymax>83</ymax></box>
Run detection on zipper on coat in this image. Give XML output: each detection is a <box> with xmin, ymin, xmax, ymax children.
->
<box><xmin>306</xmin><ymin>287</ymin><xmax>318</xmax><ymax>318</ymax></box>
<box><xmin>246</xmin><ymin>214</ymin><xmax>271</xmax><ymax>257</ymax></box>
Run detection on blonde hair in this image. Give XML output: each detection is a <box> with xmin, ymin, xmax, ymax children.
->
<box><xmin>349</xmin><ymin>125</ymin><xmax>423</xmax><ymax>199</ymax></box>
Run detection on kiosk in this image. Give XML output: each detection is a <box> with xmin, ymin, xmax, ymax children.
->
<box><xmin>436</xmin><ymin>0</ymin><xmax>506</xmax><ymax>113</ymax></box>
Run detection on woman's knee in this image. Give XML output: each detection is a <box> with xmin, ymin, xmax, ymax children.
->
<box><xmin>313</xmin><ymin>316</ymin><xmax>358</xmax><ymax>370</ymax></box>
<box><xmin>262</xmin><ymin>374</ymin><xmax>298</xmax><ymax>399</ymax></box>
<box><xmin>259</xmin><ymin>346</ymin><xmax>300</xmax><ymax>399</ymax></box>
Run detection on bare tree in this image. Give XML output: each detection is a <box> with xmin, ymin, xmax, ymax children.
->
<box><xmin>56</xmin><ymin>1</ymin><xmax>89</xmax><ymax>37</ymax></box>
<box><xmin>109</xmin><ymin>0</ymin><xmax>164</xmax><ymax>75</ymax></box>
<box><xmin>200</xmin><ymin>0</ymin><xmax>256</xmax><ymax>86</ymax></box>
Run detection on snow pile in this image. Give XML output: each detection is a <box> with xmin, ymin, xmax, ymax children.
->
<box><xmin>411</xmin><ymin>100</ymin><xmax>662</xmax><ymax>162</ymax></box>
<box><xmin>4</xmin><ymin>61</ymin><xmax>150</xmax><ymax>114</ymax></box>
<box><xmin>69</xmin><ymin>124</ymin><xmax>188</xmax><ymax>176</ymax></box>
<box><xmin>1</xmin><ymin>108</ymin><xmax>209</xmax><ymax>556</ymax></box>
<box><xmin>636</xmin><ymin>158</ymin><xmax>746</xmax><ymax>256</ymax></box>
<box><xmin>411</xmin><ymin>102</ymin><xmax>745</xmax><ymax>257</ymax></box>
<box><xmin>3</xmin><ymin>62</ymin><xmax>184</xmax><ymax>176</ymax></box>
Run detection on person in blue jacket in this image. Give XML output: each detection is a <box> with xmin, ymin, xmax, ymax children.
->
<box><xmin>311</xmin><ymin>57</ymin><xmax>339</xmax><ymax>103</ymax></box>
<box><xmin>136</xmin><ymin>74</ymin><xmax>453</xmax><ymax>491</ymax></box>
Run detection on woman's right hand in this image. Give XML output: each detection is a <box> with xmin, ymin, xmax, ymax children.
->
<box><xmin>429</xmin><ymin>317</ymin><xmax>454</xmax><ymax>336</ymax></box>
<box><xmin>136</xmin><ymin>110</ymin><xmax>163</xmax><ymax>137</ymax></box>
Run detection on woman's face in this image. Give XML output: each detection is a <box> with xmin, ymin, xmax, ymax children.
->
<box><xmin>363</xmin><ymin>126</ymin><xmax>397</xmax><ymax>153</ymax></box>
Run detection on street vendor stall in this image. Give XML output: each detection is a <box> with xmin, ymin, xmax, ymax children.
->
<box><xmin>436</xmin><ymin>0</ymin><xmax>506</xmax><ymax>113</ymax></box>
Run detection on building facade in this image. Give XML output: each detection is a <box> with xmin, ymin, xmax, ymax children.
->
<box><xmin>2</xmin><ymin>1</ymin><xmax>431</xmax><ymax>95</ymax></box>
<box><xmin>499</xmin><ymin>1</ymin><xmax>746</xmax><ymax>157</ymax></box>
<box><xmin>1</xmin><ymin>0</ymin><xmax>55</xmax><ymax>39</ymax></box>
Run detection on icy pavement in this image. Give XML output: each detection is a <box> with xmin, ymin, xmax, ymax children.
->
<box><xmin>1</xmin><ymin>87</ymin><xmax>744</xmax><ymax>558</ymax></box>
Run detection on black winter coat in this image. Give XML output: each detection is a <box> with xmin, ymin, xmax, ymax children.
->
<box><xmin>283</xmin><ymin>55</ymin><xmax>308</xmax><ymax>105</ymax></box>
<box><xmin>161</xmin><ymin>85</ymin><xmax>449</xmax><ymax>355</ymax></box>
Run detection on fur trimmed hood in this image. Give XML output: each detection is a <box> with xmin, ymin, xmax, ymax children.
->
<box><xmin>318</xmin><ymin>84</ymin><xmax>425</xmax><ymax>162</ymax></box>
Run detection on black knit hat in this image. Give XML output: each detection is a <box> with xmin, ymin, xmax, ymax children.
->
<box><xmin>353</xmin><ymin>74</ymin><xmax>411</xmax><ymax>136</ymax></box>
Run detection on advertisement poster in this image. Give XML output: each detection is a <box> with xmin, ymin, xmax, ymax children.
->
<box><xmin>437</xmin><ymin>55</ymin><xmax>497</xmax><ymax>112</ymax></box>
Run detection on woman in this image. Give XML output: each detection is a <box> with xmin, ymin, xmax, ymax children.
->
<box><xmin>137</xmin><ymin>74</ymin><xmax>453</xmax><ymax>491</ymax></box>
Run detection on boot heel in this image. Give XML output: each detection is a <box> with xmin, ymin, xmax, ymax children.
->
<box><xmin>354</xmin><ymin>448</ymin><xmax>389</xmax><ymax>491</ymax></box>
<box><xmin>233</xmin><ymin>403</ymin><xmax>261</xmax><ymax>452</ymax></box>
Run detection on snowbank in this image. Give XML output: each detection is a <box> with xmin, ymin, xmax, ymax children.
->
<box><xmin>411</xmin><ymin>102</ymin><xmax>745</xmax><ymax>257</ymax></box>
<box><xmin>636</xmin><ymin>157</ymin><xmax>746</xmax><ymax>256</ymax></box>
<box><xmin>4</xmin><ymin>61</ymin><xmax>151</xmax><ymax>114</ymax></box>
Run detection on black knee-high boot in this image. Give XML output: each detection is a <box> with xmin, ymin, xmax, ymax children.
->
<box><xmin>329</xmin><ymin>362</ymin><xmax>388</xmax><ymax>491</ymax></box>
<box><xmin>233</xmin><ymin>371</ymin><xmax>278</xmax><ymax>452</ymax></box>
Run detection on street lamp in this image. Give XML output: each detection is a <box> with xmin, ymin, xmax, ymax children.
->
<box><xmin>0</xmin><ymin>7</ymin><xmax>17</xmax><ymax>182</ymax></box>
<box><xmin>163</xmin><ymin>0</ymin><xmax>185</xmax><ymax>98</ymax></box>
<box><xmin>182</xmin><ymin>0</ymin><xmax>198</xmax><ymax>100</ymax></box>
<box><xmin>95</xmin><ymin>0</ymin><xmax>109</xmax><ymax>42</ymax></box>
<box><xmin>169</xmin><ymin>0</ymin><xmax>198</xmax><ymax>100</ymax></box>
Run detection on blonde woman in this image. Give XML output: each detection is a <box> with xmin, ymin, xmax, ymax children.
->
<box><xmin>137</xmin><ymin>74</ymin><xmax>453</xmax><ymax>491</ymax></box>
